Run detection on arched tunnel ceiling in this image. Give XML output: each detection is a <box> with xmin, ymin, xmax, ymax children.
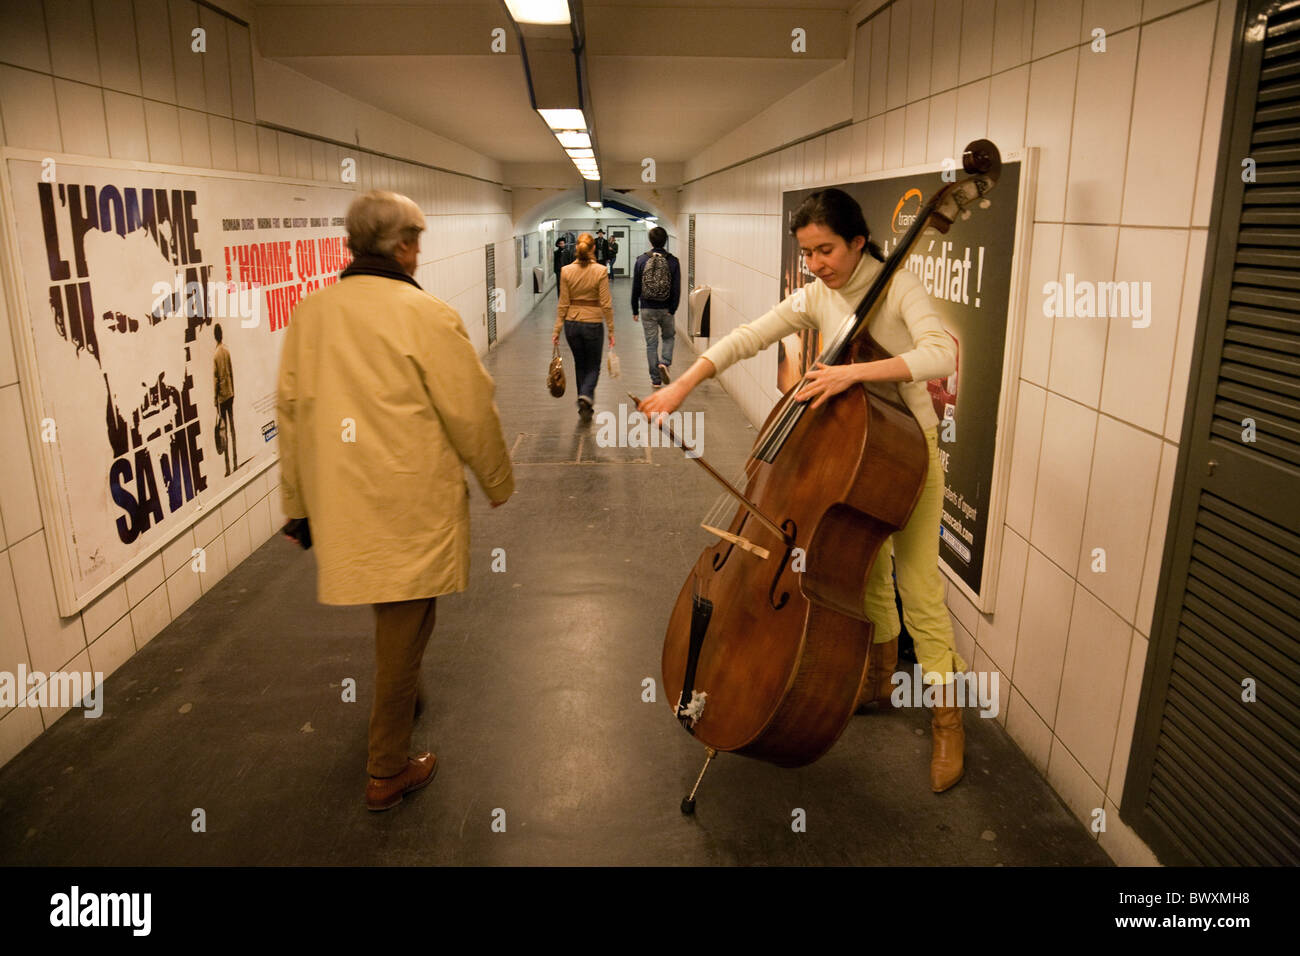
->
<box><xmin>256</xmin><ymin>0</ymin><xmax>856</xmax><ymax>169</ymax></box>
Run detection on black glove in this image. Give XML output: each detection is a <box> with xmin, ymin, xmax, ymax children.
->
<box><xmin>282</xmin><ymin>517</ymin><xmax>312</xmax><ymax>550</ymax></box>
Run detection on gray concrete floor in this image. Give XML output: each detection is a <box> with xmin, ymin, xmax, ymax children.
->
<box><xmin>0</xmin><ymin>279</ymin><xmax>1111</xmax><ymax>866</ymax></box>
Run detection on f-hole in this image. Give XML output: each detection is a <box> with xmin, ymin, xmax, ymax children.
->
<box><xmin>711</xmin><ymin>510</ymin><xmax>750</xmax><ymax>571</ymax></box>
<box><xmin>768</xmin><ymin>519</ymin><xmax>798</xmax><ymax>610</ymax></box>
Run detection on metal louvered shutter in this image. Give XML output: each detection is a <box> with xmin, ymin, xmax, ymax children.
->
<box><xmin>486</xmin><ymin>242</ymin><xmax>497</xmax><ymax>346</ymax></box>
<box><xmin>688</xmin><ymin>214</ymin><xmax>696</xmax><ymax>291</ymax></box>
<box><xmin>1122</xmin><ymin>0</ymin><xmax>1300</xmax><ymax>866</ymax></box>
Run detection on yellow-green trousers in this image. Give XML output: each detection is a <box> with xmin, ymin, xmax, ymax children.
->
<box><xmin>862</xmin><ymin>426</ymin><xmax>967</xmax><ymax>682</ymax></box>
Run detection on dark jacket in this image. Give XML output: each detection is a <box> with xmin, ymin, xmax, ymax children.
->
<box><xmin>631</xmin><ymin>247</ymin><xmax>681</xmax><ymax>314</ymax></box>
<box><xmin>595</xmin><ymin>235</ymin><xmax>609</xmax><ymax>261</ymax></box>
<box><xmin>553</xmin><ymin>242</ymin><xmax>570</xmax><ymax>276</ymax></box>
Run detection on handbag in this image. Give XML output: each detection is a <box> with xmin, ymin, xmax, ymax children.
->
<box><xmin>547</xmin><ymin>343</ymin><xmax>566</xmax><ymax>397</ymax></box>
<box><xmin>214</xmin><ymin>412</ymin><xmax>227</xmax><ymax>455</ymax></box>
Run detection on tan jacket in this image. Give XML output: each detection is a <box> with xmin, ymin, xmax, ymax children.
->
<box><xmin>554</xmin><ymin>259</ymin><xmax>614</xmax><ymax>336</ymax></box>
<box><xmin>277</xmin><ymin>274</ymin><xmax>514</xmax><ymax>605</ymax></box>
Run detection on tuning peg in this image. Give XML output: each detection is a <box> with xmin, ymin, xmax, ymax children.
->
<box><xmin>959</xmin><ymin>209</ymin><xmax>972</xmax><ymax>221</ymax></box>
<box><xmin>979</xmin><ymin>199</ymin><xmax>991</xmax><ymax>209</ymax></box>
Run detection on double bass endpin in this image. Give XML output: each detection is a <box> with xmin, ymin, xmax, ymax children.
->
<box><xmin>681</xmin><ymin>748</ymin><xmax>719</xmax><ymax>815</ymax></box>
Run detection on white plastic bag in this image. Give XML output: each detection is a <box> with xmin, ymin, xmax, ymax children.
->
<box><xmin>606</xmin><ymin>351</ymin><xmax>621</xmax><ymax>378</ymax></box>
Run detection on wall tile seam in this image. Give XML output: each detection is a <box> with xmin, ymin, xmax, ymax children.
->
<box><xmin>128</xmin><ymin>577</ymin><xmax>172</xmax><ymax>649</ymax></box>
<box><xmin>1048</xmin><ymin>727</ymin><xmax>1114</xmax><ymax>838</ymax></box>
<box><xmin>2</xmin><ymin>28</ymin><xmax>247</xmax><ymax>124</ymax></box>
<box><xmin>1019</xmin><ymin>527</ymin><xmax>1146</xmax><ymax>651</ymax></box>
<box><xmin>83</xmin><ymin>602</ymin><xmax>131</xmax><ymax>644</ymax></box>
<box><xmin>1089</xmin><ymin>204</ymin><xmax>1195</xmax><ymax>578</ymax></box>
<box><xmin>683</xmin><ymin>175</ymin><xmax>1214</xmax><ymax>231</ymax></box>
<box><xmin>2</xmin><ymin>539</ymin><xmax>42</xmax><ymax>680</ymax></box>
<box><xmin>1072</xmin><ymin>537</ymin><xmax>1165</xmax><ymax>632</ymax></box>
<box><xmin>3</xmin><ymin>69</ymin><xmax>252</xmax><ymax>133</ymax></box>
<box><xmin>1052</xmin><ymin>606</ymin><xmax>1133</xmax><ymax>801</ymax></box>
<box><xmin>1031</xmin><ymin>384</ymin><xmax>1184</xmax><ymax>447</ymax></box>
<box><xmin>1102</xmin><ymin>628</ymin><xmax>1143</xmax><ymax>802</ymax></box>
<box><xmin>1020</xmin><ymin>218</ymin><xmax>1064</xmax><ymax>537</ymax></box>
<box><xmin>1186</xmin><ymin>0</ymin><xmax>1231</xmax><ymax>233</ymax></box>
<box><xmin>255</xmin><ymin>123</ymin><xmax>505</xmax><ymax>189</ymax></box>
<box><xmin>1033</xmin><ymin>221</ymin><xmax>1203</xmax><ymax>231</ymax></box>
<box><xmin>966</xmin><ymin>531</ymin><xmax>1032</xmax><ymax>673</ymax></box>
<box><xmin>860</xmin><ymin>10</ymin><xmax>1191</xmax><ymax>125</ymax></box>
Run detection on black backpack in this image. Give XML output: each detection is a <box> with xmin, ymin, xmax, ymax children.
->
<box><xmin>641</xmin><ymin>250</ymin><xmax>671</xmax><ymax>302</ymax></box>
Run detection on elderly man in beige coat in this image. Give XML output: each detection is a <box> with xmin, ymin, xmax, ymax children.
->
<box><xmin>277</xmin><ymin>190</ymin><xmax>514</xmax><ymax>811</ymax></box>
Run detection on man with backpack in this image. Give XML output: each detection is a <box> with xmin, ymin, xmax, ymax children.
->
<box><xmin>630</xmin><ymin>226</ymin><xmax>681</xmax><ymax>388</ymax></box>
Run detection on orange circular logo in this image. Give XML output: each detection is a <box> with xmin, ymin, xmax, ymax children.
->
<box><xmin>891</xmin><ymin>188</ymin><xmax>923</xmax><ymax>234</ymax></box>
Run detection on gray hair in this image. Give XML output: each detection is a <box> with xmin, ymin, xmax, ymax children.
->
<box><xmin>345</xmin><ymin>190</ymin><xmax>424</xmax><ymax>257</ymax></box>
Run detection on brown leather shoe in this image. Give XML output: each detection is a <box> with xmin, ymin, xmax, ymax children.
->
<box><xmin>366</xmin><ymin>752</ymin><xmax>437</xmax><ymax>812</ymax></box>
<box><xmin>930</xmin><ymin>704</ymin><xmax>965</xmax><ymax>792</ymax></box>
<box><xmin>855</xmin><ymin>638</ymin><xmax>899</xmax><ymax>713</ymax></box>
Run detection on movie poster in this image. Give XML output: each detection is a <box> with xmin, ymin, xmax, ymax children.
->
<box><xmin>779</xmin><ymin>160</ymin><xmax>1026</xmax><ymax>605</ymax></box>
<box><xmin>1</xmin><ymin>153</ymin><xmax>354</xmax><ymax>614</ymax></box>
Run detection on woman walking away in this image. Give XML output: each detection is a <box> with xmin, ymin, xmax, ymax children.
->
<box><xmin>554</xmin><ymin>232</ymin><xmax>615</xmax><ymax>421</ymax></box>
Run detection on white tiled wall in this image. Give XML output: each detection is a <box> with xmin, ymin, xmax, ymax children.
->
<box><xmin>680</xmin><ymin>0</ymin><xmax>1231</xmax><ymax>866</ymax></box>
<box><xmin>0</xmin><ymin>0</ymin><xmax>519</xmax><ymax>767</ymax></box>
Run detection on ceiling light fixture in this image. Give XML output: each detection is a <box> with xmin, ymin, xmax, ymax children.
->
<box><xmin>538</xmin><ymin>108</ymin><xmax>587</xmax><ymax>131</ymax></box>
<box><xmin>555</xmin><ymin>130</ymin><xmax>591</xmax><ymax>149</ymax></box>
<box><xmin>503</xmin><ymin>1</ymin><xmax>571</xmax><ymax>26</ymax></box>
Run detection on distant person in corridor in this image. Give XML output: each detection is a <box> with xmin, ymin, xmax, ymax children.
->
<box><xmin>553</xmin><ymin>236</ymin><xmax>569</xmax><ymax>294</ymax></box>
<box><xmin>553</xmin><ymin>231</ymin><xmax>614</xmax><ymax>421</ymax></box>
<box><xmin>277</xmin><ymin>190</ymin><xmax>515</xmax><ymax>811</ymax></box>
<box><xmin>631</xmin><ymin>226</ymin><xmax>681</xmax><ymax>389</ymax></box>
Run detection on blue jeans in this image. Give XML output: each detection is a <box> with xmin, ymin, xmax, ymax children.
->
<box><xmin>639</xmin><ymin>307</ymin><xmax>675</xmax><ymax>385</ymax></box>
<box><xmin>564</xmin><ymin>320</ymin><xmax>604</xmax><ymax>403</ymax></box>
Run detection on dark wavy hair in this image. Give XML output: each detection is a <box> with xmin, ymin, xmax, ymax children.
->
<box><xmin>789</xmin><ymin>188</ymin><xmax>885</xmax><ymax>262</ymax></box>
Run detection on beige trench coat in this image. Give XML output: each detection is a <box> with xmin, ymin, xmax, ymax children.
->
<box><xmin>276</xmin><ymin>274</ymin><xmax>514</xmax><ymax>605</ymax></box>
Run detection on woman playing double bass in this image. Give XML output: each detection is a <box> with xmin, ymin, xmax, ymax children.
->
<box><xmin>638</xmin><ymin>188</ymin><xmax>968</xmax><ymax>792</ymax></box>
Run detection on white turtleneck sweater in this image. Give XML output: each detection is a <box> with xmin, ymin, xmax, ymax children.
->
<box><xmin>700</xmin><ymin>254</ymin><xmax>956</xmax><ymax>431</ymax></box>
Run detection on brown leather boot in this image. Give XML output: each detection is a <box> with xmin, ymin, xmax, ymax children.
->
<box><xmin>930</xmin><ymin>703</ymin><xmax>965</xmax><ymax>792</ymax></box>
<box><xmin>855</xmin><ymin>638</ymin><xmax>898</xmax><ymax>713</ymax></box>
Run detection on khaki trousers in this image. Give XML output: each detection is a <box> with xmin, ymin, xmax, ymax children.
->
<box><xmin>369</xmin><ymin>597</ymin><xmax>436</xmax><ymax>778</ymax></box>
<box><xmin>861</xmin><ymin>426</ymin><xmax>968</xmax><ymax>682</ymax></box>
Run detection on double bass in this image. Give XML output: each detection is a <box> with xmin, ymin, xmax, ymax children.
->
<box><xmin>645</xmin><ymin>140</ymin><xmax>1002</xmax><ymax>812</ymax></box>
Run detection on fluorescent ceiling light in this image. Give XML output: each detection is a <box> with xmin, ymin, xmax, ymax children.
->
<box><xmin>581</xmin><ymin>171</ymin><xmax>600</xmax><ymax>180</ymax></box>
<box><xmin>566</xmin><ymin>148</ymin><xmax>595</xmax><ymax>160</ymax></box>
<box><xmin>587</xmin><ymin>201</ymin><xmax>603</xmax><ymax>208</ymax></box>
<box><xmin>538</xmin><ymin>108</ymin><xmax>586</xmax><ymax>131</ymax></box>
<box><xmin>503</xmin><ymin>1</ymin><xmax>570</xmax><ymax>25</ymax></box>
<box><xmin>555</xmin><ymin>130</ymin><xmax>591</xmax><ymax>149</ymax></box>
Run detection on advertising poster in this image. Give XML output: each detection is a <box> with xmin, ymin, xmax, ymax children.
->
<box><xmin>779</xmin><ymin>158</ymin><xmax>1028</xmax><ymax>606</ymax></box>
<box><xmin>1</xmin><ymin>152</ymin><xmax>354</xmax><ymax>614</ymax></box>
